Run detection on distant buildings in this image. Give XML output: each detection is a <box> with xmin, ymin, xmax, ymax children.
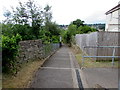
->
<box><xmin>87</xmin><ymin>24</ymin><xmax>105</xmax><ymax>31</ymax></box>
<box><xmin>59</xmin><ymin>25</ymin><xmax>68</xmax><ymax>30</ymax></box>
<box><xmin>105</xmin><ymin>3</ymin><xmax>120</xmax><ymax>32</ymax></box>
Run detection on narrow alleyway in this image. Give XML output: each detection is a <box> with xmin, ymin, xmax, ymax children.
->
<box><xmin>30</xmin><ymin>45</ymin><xmax>82</xmax><ymax>88</ymax></box>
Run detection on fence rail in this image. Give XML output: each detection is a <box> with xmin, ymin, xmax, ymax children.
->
<box><xmin>82</xmin><ymin>46</ymin><xmax>120</xmax><ymax>67</ymax></box>
<box><xmin>75</xmin><ymin>31</ymin><xmax>120</xmax><ymax>60</ymax></box>
<box><xmin>84</xmin><ymin>46</ymin><xmax>120</xmax><ymax>48</ymax></box>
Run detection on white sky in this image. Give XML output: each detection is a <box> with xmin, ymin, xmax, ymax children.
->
<box><xmin>0</xmin><ymin>0</ymin><xmax>120</xmax><ymax>25</ymax></box>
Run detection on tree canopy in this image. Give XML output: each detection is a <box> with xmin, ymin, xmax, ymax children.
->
<box><xmin>72</xmin><ymin>19</ymin><xmax>84</xmax><ymax>28</ymax></box>
<box><xmin>2</xmin><ymin>0</ymin><xmax>61</xmax><ymax>73</ymax></box>
<box><xmin>62</xmin><ymin>19</ymin><xmax>97</xmax><ymax>46</ymax></box>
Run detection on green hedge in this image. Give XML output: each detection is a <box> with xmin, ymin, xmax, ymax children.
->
<box><xmin>2</xmin><ymin>34</ymin><xmax>22</xmax><ymax>73</ymax></box>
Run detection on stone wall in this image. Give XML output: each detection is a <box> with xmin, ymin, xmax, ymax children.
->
<box><xmin>18</xmin><ymin>40</ymin><xmax>60</xmax><ymax>63</ymax></box>
<box><xmin>18</xmin><ymin>40</ymin><xmax>43</xmax><ymax>63</ymax></box>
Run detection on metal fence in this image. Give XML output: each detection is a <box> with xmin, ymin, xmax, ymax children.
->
<box><xmin>75</xmin><ymin>31</ymin><xmax>120</xmax><ymax>60</ymax></box>
<box><xmin>82</xmin><ymin>46</ymin><xmax>120</xmax><ymax>67</ymax></box>
<box><xmin>40</xmin><ymin>43</ymin><xmax>60</xmax><ymax>59</ymax></box>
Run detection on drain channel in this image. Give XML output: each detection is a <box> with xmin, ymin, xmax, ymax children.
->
<box><xmin>75</xmin><ymin>69</ymin><xmax>84</xmax><ymax>90</ymax></box>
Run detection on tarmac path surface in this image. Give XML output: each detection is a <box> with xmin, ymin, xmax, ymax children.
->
<box><xmin>30</xmin><ymin>45</ymin><xmax>82</xmax><ymax>88</ymax></box>
<box><xmin>30</xmin><ymin>45</ymin><xmax>119</xmax><ymax>89</ymax></box>
<box><xmin>82</xmin><ymin>68</ymin><xmax>118</xmax><ymax>88</ymax></box>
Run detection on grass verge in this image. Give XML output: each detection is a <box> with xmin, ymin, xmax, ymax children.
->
<box><xmin>2</xmin><ymin>59</ymin><xmax>45</xmax><ymax>88</ymax></box>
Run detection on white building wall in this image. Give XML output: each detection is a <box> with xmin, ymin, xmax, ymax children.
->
<box><xmin>105</xmin><ymin>10</ymin><xmax>119</xmax><ymax>32</ymax></box>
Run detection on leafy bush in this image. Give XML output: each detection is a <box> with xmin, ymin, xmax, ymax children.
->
<box><xmin>2</xmin><ymin>24</ymin><xmax>34</xmax><ymax>40</ymax></box>
<box><xmin>2</xmin><ymin>0</ymin><xmax>61</xmax><ymax>74</ymax></box>
<box><xmin>51</xmin><ymin>36</ymin><xmax>59</xmax><ymax>43</ymax></box>
<box><xmin>2</xmin><ymin>34</ymin><xmax>22</xmax><ymax>73</ymax></box>
<box><xmin>63</xmin><ymin>19</ymin><xmax>97</xmax><ymax>46</ymax></box>
<box><xmin>2</xmin><ymin>24</ymin><xmax>14</xmax><ymax>37</ymax></box>
<box><xmin>77</xmin><ymin>26</ymin><xmax>96</xmax><ymax>34</ymax></box>
<box><xmin>12</xmin><ymin>24</ymin><xmax>34</xmax><ymax>40</ymax></box>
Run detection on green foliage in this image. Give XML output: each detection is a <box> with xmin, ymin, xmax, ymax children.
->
<box><xmin>12</xmin><ymin>24</ymin><xmax>33</xmax><ymax>40</ymax></box>
<box><xmin>68</xmin><ymin>24</ymin><xmax>77</xmax><ymax>36</ymax></box>
<box><xmin>12</xmin><ymin>0</ymin><xmax>43</xmax><ymax>39</ymax></box>
<box><xmin>63</xmin><ymin>19</ymin><xmax>97</xmax><ymax>46</ymax></box>
<box><xmin>62</xmin><ymin>25</ymin><xmax>77</xmax><ymax>46</ymax></box>
<box><xmin>45</xmin><ymin>22</ymin><xmax>60</xmax><ymax>35</ymax></box>
<box><xmin>3</xmin><ymin>0</ymin><xmax>60</xmax><ymax>43</ymax></box>
<box><xmin>77</xmin><ymin>25</ymin><xmax>96</xmax><ymax>34</ymax></box>
<box><xmin>41</xmin><ymin>22</ymin><xmax>60</xmax><ymax>44</ymax></box>
<box><xmin>1</xmin><ymin>0</ymin><xmax>61</xmax><ymax>74</ymax></box>
<box><xmin>72</xmin><ymin>19</ymin><xmax>84</xmax><ymax>28</ymax></box>
<box><xmin>44</xmin><ymin>5</ymin><xmax>52</xmax><ymax>23</ymax></box>
<box><xmin>51</xmin><ymin>36</ymin><xmax>59</xmax><ymax>43</ymax></box>
<box><xmin>63</xmin><ymin>31</ymin><xmax>71</xmax><ymax>44</ymax></box>
<box><xmin>2</xmin><ymin>34</ymin><xmax>22</xmax><ymax>73</ymax></box>
<box><xmin>87</xmin><ymin>24</ymin><xmax>105</xmax><ymax>31</ymax></box>
<box><xmin>59</xmin><ymin>29</ymin><xmax>66</xmax><ymax>43</ymax></box>
<box><xmin>2</xmin><ymin>24</ymin><xmax>14</xmax><ymax>37</ymax></box>
<box><xmin>2</xmin><ymin>24</ymin><xmax>34</xmax><ymax>40</ymax></box>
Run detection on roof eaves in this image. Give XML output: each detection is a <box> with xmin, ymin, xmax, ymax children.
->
<box><xmin>105</xmin><ymin>4</ymin><xmax>120</xmax><ymax>15</ymax></box>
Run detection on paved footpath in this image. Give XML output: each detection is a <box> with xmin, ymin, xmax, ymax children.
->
<box><xmin>82</xmin><ymin>68</ymin><xmax>118</xmax><ymax>88</ymax></box>
<box><xmin>30</xmin><ymin>45</ymin><xmax>83</xmax><ymax>88</ymax></box>
<box><xmin>30</xmin><ymin>45</ymin><xmax>119</xmax><ymax>89</ymax></box>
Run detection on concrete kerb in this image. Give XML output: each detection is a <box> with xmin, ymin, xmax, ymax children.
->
<box><xmin>69</xmin><ymin>52</ymin><xmax>79</xmax><ymax>88</ymax></box>
<box><xmin>27</xmin><ymin>47</ymin><xmax>60</xmax><ymax>87</ymax></box>
<box><xmin>79</xmin><ymin>69</ymin><xmax>89</xmax><ymax>88</ymax></box>
<box><xmin>70</xmin><ymin>51</ymin><xmax>89</xmax><ymax>88</ymax></box>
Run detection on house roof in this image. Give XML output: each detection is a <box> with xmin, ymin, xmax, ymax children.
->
<box><xmin>105</xmin><ymin>4</ymin><xmax>120</xmax><ymax>15</ymax></box>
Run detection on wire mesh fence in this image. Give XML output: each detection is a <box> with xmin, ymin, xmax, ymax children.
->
<box><xmin>41</xmin><ymin>43</ymin><xmax>60</xmax><ymax>59</ymax></box>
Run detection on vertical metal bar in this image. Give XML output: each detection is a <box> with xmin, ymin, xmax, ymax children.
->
<box><xmin>82</xmin><ymin>56</ymin><xmax>84</xmax><ymax>68</ymax></box>
<box><xmin>112</xmin><ymin>47</ymin><xmax>116</xmax><ymax>66</ymax></box>
<box><xmin>81</xmin><ymin>46</ymin><xmax>85</xmax><ymax>68</ymax></box>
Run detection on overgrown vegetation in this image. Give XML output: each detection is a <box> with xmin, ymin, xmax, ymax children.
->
<box><xmin>2</xmin><ymin>0</ymin><xmax>97</xmax><ymax>74</ymax></box>
<box><xmin>2</xmin><ymin>0</ymin><xmax>61</xmax><ymax>74</ymax></box>
<box><xmin>63</xmin><ymin>19</ymin><xmax>97</xmax><ymax>46</ymax></box>
<box><xmin>2</xmin><ymin>34</ymin><xmax>22</xmax><ymax>73</ymax></box>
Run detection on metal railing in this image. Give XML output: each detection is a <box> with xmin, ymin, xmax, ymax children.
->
<box><xmin>82</xmin><ymin>46</ymin><xmax>120</xmax><ymax>67</ymax></box>
<box><xmin>40</xmin><ymin>43</ymin><xmax>60</xmax><ymax>59</ymax></box>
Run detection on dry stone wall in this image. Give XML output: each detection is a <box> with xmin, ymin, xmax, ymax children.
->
<box><xmin>18</xmin><ymin>40</ymin><xmax>43</xmax><ymax>63</ymax></box>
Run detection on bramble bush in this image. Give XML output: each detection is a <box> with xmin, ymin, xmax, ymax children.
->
<box><xmin>2</xmin><ymin>34</ymin><xmax>22</xmax><ymax>73</ymax></box>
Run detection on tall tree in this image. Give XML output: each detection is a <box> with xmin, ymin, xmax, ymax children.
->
<box><xmin>44</xmin><ymin>5</ymin><xmax>52</xmax><ymax>23</ymax></box>
<box><xmin>44</xmin><ymin>5</ymin><xmax>53</xmax><ymax>34</ymax></box>
<box><xmin>5</xmin><ymin>0</ymin><xmax>44</xmax><ymax>39</ymax></box>
<box><xmin>26</xmin><ymin>0</ymin><xmax>43</xmax><ymax>38</ymax></box>
<box><xmin>72</xmin><ymin>19</ymin><xmax>84</xmax><ymax>28</ymax></box>
<box><xmin>3</xmin><ymin>10</ymin><xmax>12</xmax><ymax>24</ymax></box>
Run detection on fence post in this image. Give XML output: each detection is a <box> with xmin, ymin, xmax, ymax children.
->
<box><xmin>81</xmin><ymin>46</ymin><xmax>85</xmax><ymax>68</ymax></box>
<box><xmin>112</xmin><ymin>47</ymin><xmax>116</xmax><ymax>66</ymax></box>
<box><xmin>82</xmin><ymin>56</ymin><xmax>84</xmax><ymax>68</ymax></box>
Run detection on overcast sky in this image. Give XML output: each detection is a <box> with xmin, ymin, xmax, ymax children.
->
<box><xmin>0</xmin><ymin>0</ymin><xmax>120</xmax><ymax>25</ymax></box>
